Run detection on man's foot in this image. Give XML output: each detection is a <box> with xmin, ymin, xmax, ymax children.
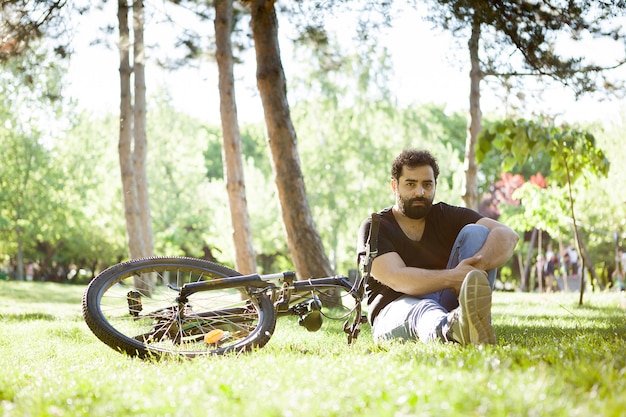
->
<box><xmin>446</xmin><ymin>270</ymin><xmax>496</xmax><ymax>345</ymax></box>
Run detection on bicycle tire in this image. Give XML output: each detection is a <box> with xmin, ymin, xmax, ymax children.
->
<box><xmin>82</xmin><ymin>257</ymin><xmax>276</xmax><ymax>359</ymax></box>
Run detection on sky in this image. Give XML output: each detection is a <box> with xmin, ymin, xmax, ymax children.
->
<box><xmin>65</xmin><ymin>3</ymin><xmax>626</xmax><ymax>128</ymax></box>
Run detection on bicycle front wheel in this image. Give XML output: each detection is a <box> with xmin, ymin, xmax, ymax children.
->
<box><xmin>82</xmin><ymin>257</ymin><xmax>276</xmax><ymax>359</ymax></box>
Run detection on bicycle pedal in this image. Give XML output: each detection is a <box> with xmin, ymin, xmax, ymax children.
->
<box><xmin>299</xmin><ymin>310</ymin><xmax>322</xmax><ymax>332</ymax></box>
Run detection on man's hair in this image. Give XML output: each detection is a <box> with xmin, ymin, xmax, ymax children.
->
<box><xmin>391</xmin><ymin>149</ymin><xmax>440</xmax><ymax>182</ymax></box>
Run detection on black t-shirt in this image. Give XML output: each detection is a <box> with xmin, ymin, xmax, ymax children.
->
<box><xmin>357</xmin><ymin>203</ymin><xmax>482</xmax><ymax>323</ymax></box>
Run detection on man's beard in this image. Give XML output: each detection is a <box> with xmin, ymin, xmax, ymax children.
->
<box><xmin>398</xmin><ymin>196</ymin><xmax>433</xmax><ymax>220</ymax></box>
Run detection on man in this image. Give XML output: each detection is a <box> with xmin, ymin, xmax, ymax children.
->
<box><xmin>357</xmin><ymin>149</ymin><xmax>519</xmax><ymax>345</ymax></box>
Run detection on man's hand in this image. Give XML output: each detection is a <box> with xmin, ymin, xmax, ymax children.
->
<box><xmin>450</xmin><ymin>255</ymin><xmax>487</xmax><ymax>294</ymax></box>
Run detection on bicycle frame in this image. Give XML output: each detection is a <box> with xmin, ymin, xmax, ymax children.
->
<box><xmin>177</xmin><ymin>270</ymin><xmax>366</xmax><ymax>344</ymax></box>
<box><xmin>174</xmin><ymin>212</ymin><xmax>381</xmax><ymax>346</ymax></box>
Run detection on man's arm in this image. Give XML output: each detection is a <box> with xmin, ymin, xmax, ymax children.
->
<box><xmin>371</xmin><ymin>252</ymin><xmax>480</xmax><ymax>296</ymax></box>
<box><xmin>469</xmin><ymin>217</ymin><xmax>519</xmax><ymax>271</ymax></box>
<box><xmin>370</xmin><ymin>218</ymin><xmax>519</xmax><ymax>296</ymax></box>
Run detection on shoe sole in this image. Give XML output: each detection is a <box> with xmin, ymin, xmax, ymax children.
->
<box><xmin>459</xmin><ymin>271</ymin><xmax>496</xmax><ymax>345</ymax></box>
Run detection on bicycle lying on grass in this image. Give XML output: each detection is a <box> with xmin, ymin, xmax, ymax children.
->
<box><xmin>82</xmin><ymin>214</ymin><xmax>380</xmax><ymax>359</ymax></box>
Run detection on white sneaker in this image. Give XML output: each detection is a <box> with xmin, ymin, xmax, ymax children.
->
<box><xmin>447</xmin><ymin>270</ymin><xmax>496</xmax><ymax>345</ymax></box>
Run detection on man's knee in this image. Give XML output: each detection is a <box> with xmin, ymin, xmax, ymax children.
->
<box><xmin>458</xmin><ymin>224</ymin><xmax>489</xmax><ymax>247</ymax></box>
<box><xmin>460</xmin><ymin>223</ymin><xmax>489</xmax><ymax>238</ymax></box>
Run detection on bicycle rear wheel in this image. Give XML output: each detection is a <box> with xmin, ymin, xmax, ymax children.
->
<box><xmin>82</xmin><ymin>257</ymin><xmax>276</xmax><ymax>359</ymax></box>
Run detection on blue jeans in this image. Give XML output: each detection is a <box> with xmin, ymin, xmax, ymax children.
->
<box><xmin>371</xmin><ymin>224</ymin><xmax>495</xmax><ymax>343</ymax></box>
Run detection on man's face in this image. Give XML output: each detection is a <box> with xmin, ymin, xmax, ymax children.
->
<box><xmin>392</xmin><ymin>165</ymin><xmax>436</xmax><ymax>220</ymax></box>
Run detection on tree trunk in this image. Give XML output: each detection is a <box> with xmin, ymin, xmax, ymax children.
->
<box><xmin>537</xmin><ymin>229</ymin><xmax>543</xmax><ymax>292</ymax></box>
<box><xmin>117</xmin><ymin>0</ymin><xmax>144</xmax><ymax>261</ymax></box>
<box><xmin>118</xmin><ymin>1</ymin><xmax>153</xmax><ymax>295</ymax></box>
<box><xmin>462</xmin><ymin>13</ymin><xmax>482</xmax><ymax>210</ymax></box>
<box><xmin>248</xmin><ymin>0</ymin><xmax>333</xmax><ymax>281</ymax></box>
<box><xmin>563</xmin><ymin>159</ymin><xmax>593</xmax><ymax>305</ymax></box>
<box><xmin>132</xmin><ymin>0</ymin><xmax>153</xmax><ymax>258</ymax></box>
<box><xmin>215</xmin><ymin>0</ymin><xmax>257</xmax><ymax>275</ymax></box>
<box><xmin>15</xmin><ymin>232</ymin><xmax>24</xmax><ymax>281</ymax></box>
<box><xmin>521</xmin><ymin>228</ymin><xmax>537</xmax><ymax>292</ymax></box>
<box><xmin>132</xmin><ymin>0</ymin><xmax>155</xmax><ymax>294</ymax></box>
<box><xmin>578</xmin><ymin>235</ymin><xmax>599</xmax><ymax>289</ymax></box>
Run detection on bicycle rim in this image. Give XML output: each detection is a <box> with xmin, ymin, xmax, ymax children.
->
<box><xmin>82</xmin><ymin>257</ymin><xmax>276</xmax><ymax>359</ymax></box>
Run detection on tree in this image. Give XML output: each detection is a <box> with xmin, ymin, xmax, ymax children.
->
<box><xmin>0</xmin><ymin>43</ymin><xmax>67</xmax><ymax>280</ymax></box>
<box><xmin>244</xmin><ymin>0</ymin><xmax>333</xmax><ymax>281</ymax></box>
<box><xmin>0</xmin><ymin>0</ymin><xmax>77</xmax><ymax>63</ymax></box>
<box><xmin>601</xmin><ymin>114</ymin><xmax>626</xmax><ymax>247</ymax></box>
<box><xmin>0</xmin><ymin>45</ymin><xmax>124</xmax><ymax>281</ymax></box>
<box><xmin>130</xmin><ymin>0</ymin><xmax>259</xmax><ymax>275</ymax></box>
<box><xmin>117</xmin><ymin>0</ymin><xmax>141</xmax><ymax>256</ymax></box>
<box><xmin>425</xmin><ymin>0</ymin><xmax>626</xmax><ymax>210</ymax></box>
<box><xmin>478</xmin><ymin>119</ymin><xmax>610</xmax><ymax>304</ymax></box>
<box><xmin>214</xmin><ymin>0</ymin><xmax>257</xmax><ymax>275</ymax></box>
<box><xmin>499</xmin><ymin>177</ymin><xmax>568</xmax><ymax>291</ymax></box>
<box><xmin>144</xmin><ymin>93</ymin><xmax>227</xmax><ymax>263</ymax></box>
<box><xmin>0</xmin><ymin>132</ymin><xmax>55</xmax><ymax>281</ymax></box>
<box><xmin>0</xmin><ymin>1</ymin><xmax>157</xmax><ymax>278</ymax></box>
<box><xmin>132</xmin><ymin>0</ymin><xmax>154</xmax><ymax>260</ymax></box>
<box><xmin>57</xmin><ymin>112</ymin><xmax>128</xmax><ymax>276</ymax></box>
<box><xmin>117</xmin><ymin>0</ymin><xmax>154</xmax><ymax>294</ymax></box>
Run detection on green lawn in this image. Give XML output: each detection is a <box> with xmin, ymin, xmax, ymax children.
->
<box><xmin>1</xmin><ymin>280</ymin><xmax>625</xmax><ymax>417</ymax></box>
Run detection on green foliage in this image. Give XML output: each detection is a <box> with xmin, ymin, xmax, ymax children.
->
<box><xmin>0</xmin><ymin>1</ymin><xmax>80</xmax><ymax>63</ymax></box>
<box><xmin>0</xmin><ymin>131</ymin><xmax>57</xmax><ymax>251</ymax></box>
<box><xmin>56</xmin><ymin>112</ymin><xmax>127</xmax><ymax>272</ymax></box>
<box><xmin>478</xmin><ymin>118</ymin><xmax>609</xmax><ymax>186</ymax></box>
<box><xmin>0</xmin><ymin>43</ymin><xmax>122</xmax><ymax>279</ymax></box>
<box><xmin>145</xmin><ymin>96</ymin><xmax>226</xmax><ymax>262</ymax></box>
<box><xmin>0</xmin><ymin>80</ymin><xmax>290</xmax><ymax>276</ymax></box>
<box><xmin>2</xmin><ymin>281</ymin><xmax>626</xmax><ymax>416</ymax></box>
<box><xmin>293</xmin><ymin>98</ymin><xmax>470</xmax><ymax>273</ymax></box>
<box><xmin>503</xmin><ymin>183</ymin><xmax>570</xmax><ymax>239</ymax></box>
<box><xmin>145</xmin><ymin>95</ymin><xmax>286</xmax><ymax>271</ymax></box>
<box><xmin>0</xmin><ymin>106</ymin><xmax>128</xmax><ymax>280</ymax></box>
<box><xmin>478</xmin><ymin>118</ymin><xmax>618</xmax><ymax>293</ymax></box>
<box><xmin>202</xmin><ymin>122</ymin><xmax>272</xmax><ymax>182</ymax></box>
<box><xmin>2</xmin><ymin>79</ymin><xmax>622</xmax><ymax>283</ymax></box>
<box><xmin>476</xmin><ymin>116</ymin><xmax>552</xmax><ymax>189</ymax></box>
<box><xmin>565</xmin><ymin>119</ymin><xmax>626</xmax><ymax>280</ymax></box>
<box><xmin>477</xmin><ymin>119</ymin><xmax>610</xmax><ymax>244</ymax></box>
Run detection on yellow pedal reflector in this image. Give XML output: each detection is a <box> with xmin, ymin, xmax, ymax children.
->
<box><xmin>204</xmin><ymin>329</ymin><xmax>225</xmax><ymax>344</ymax></box>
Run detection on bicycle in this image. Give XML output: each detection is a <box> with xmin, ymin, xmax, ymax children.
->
<box><xmin>82</xmin><ymin>214</ymin><xmax>380</xmax><ymax>359</ymax></box>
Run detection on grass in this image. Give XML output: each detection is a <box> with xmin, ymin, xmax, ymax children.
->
<box><xmin>1</xmin><ymin>280</ymin><xmax>625</xmax><ymax>417</ymax></box>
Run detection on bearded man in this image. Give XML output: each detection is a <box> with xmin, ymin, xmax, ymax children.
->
<box><xmin>357</xmin><ymin>149</ymin><xmax>519</xmax><ymax>345</ymax></box>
